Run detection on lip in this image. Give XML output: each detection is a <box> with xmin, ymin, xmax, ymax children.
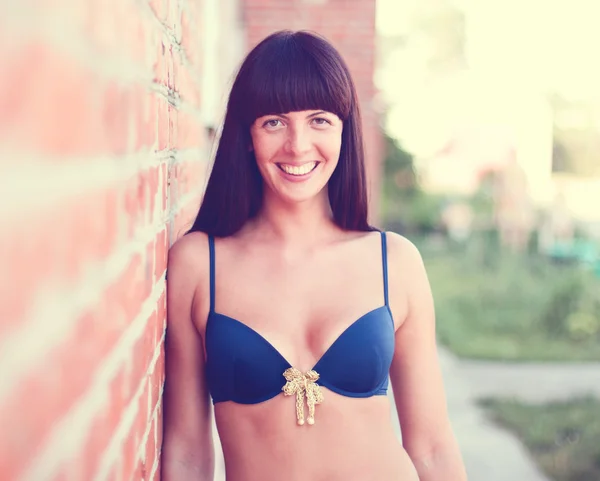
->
<box><xmin>275</xmin><ymin>162</ymin><xmax>320</xmax><ymax>183</ymax></box>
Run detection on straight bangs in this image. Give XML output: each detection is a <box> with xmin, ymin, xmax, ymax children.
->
<box><xmin>233</xmin><ymin>33</ymin><xmax>353</xmax><ymax>125</ymax></box>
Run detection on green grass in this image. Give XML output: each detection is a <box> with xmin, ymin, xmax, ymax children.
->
<box><xmin>416</xmin><ymin>235</ymin><xmax>600</xmax><ymax>362</ymax></box>
<box><xmin>480</xmin><ymin>397</ymin><xmax>600</xmax><ymax>481</ymax></box>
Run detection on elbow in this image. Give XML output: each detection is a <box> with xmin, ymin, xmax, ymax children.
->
<box><xmin>403</xmin><ymin>421</ymin><xmax>458</xmax><ymax>463</ymax></box>
<box><xmin>404</xmin><ymin>427</ymin><xmax>466</xmax><ymax>479</ymax></box>
<box><xmin>160</xmin><ymin>437</ymin><xmax>215</xmax><ymax>481</ymax></box>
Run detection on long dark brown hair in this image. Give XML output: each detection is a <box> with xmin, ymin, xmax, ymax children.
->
<box><xmin>188</xmin><ymin>30</ymin><xmax>374</xmax><ymax>237</ymax></box>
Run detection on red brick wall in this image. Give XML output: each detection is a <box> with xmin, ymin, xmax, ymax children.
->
<box><xmin>0</xmin><ymin>0</ymin><xmax>221</xmax><ymax>478</ymax></box>
<box><xmin>0</xmin><ymin>0</ymin><xmax>381</xmax><ymax>477</ymax></box>
<box><xmin>242</xmin><ymin>0</ymin><xmax>383</xmax><ymax>223</ymax></box>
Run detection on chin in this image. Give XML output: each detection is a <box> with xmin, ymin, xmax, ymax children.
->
<box><xmin>269</xmin><ymin>184</ymin><xmax>329</xmax><ymax>206</ymax></box>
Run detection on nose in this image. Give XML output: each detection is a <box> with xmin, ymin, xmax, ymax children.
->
<box><xmin>285</xmin><ymin>125</ymin><xmax>311</xmax><ymax>156</ymax></box>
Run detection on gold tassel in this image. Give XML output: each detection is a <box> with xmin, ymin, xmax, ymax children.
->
<box><xmin>282</xmin><ymin>368</ymin><xmax>324</xmax><ymax>426</ymax></box>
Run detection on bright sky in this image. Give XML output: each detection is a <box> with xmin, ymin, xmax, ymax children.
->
<box><xmin>376</xmin><ymin>0</ymin><xmax>600</xmax><ymax>108</ymax></box>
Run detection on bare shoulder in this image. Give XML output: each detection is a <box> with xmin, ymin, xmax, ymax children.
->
<box><xmin>167</xmin><ymin>231</ymin><xmax>211</xmax><ymax>325</ymax></box>
<box><xmin>168</xmin><ymin>231</ymin><xmax>210</xmax><ymax>283</ymax></box>
<box><xmin>382</xmin><ymin>231</ymin><xmax>431</xmax><ymax>329</ymax></box>
<box><xmin>383</xmin><ymin>231</ymin><xmax>426</xmax><ymax>274</ymax></box>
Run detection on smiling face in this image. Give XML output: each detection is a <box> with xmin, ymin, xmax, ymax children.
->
<box><xmin>249</xmin><ymin>110</ymin><xmax>343</xmax><ymax>205</ymax></box>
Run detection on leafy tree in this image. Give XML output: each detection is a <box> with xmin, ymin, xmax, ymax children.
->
<box><xmin>381</xmin><ymin>133</ymin><xmax>443</xmax><ymax>234</ymax></box>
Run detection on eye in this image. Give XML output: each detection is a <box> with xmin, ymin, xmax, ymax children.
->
<box><xmin>312</xmin><ymin>117</ymin><xmax>332</xmax><ymax>127</ymax></box>
<box><xmin>263</xmin><ymin>118</ymin><xmax>283</xmax><ymax>129</ymax></box>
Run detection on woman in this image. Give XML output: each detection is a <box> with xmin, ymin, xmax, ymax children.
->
<box><xmin>162</xmin><ymin>30</ymin><xmax>467</xmax><ymax>481</ymax></box>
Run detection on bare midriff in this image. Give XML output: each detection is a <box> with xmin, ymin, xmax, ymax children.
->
<box><xmin>214</xmin><ymin>390</ymin><xmax>419</xmax><ymax>481</ymax></box>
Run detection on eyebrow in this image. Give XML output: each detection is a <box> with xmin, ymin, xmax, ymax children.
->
<box><xmin>275</xmin><ymin>111</ymin><xmax>329</xmax><ymax>120</ymax></box>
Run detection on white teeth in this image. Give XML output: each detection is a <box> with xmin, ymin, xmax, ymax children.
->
<box><xmin>280</xmin><ymin>162</ymin><xmax>317</xmax><ymax>176</ymax></box>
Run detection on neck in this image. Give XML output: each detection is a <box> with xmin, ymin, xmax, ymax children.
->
<box><xmin>245</xmin><ymin>189</ymin><xmax>339</xmax><ymax>247</ymax></box>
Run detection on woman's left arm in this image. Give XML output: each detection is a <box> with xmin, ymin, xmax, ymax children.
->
<box><xmin>386</xmin><ymin>233</ymin><xmax>467</xmax><ymax>481</ymax></box>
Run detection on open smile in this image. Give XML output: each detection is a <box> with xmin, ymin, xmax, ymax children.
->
<box><xmin>276</xmin><ymin>161</ymin><xmax>320</xmax><ymax>177</ymax></box>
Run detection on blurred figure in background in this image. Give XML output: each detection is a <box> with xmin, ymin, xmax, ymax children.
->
<box><xmin>441</xmin><ymin>201</ymin><xmax>474</xmax><ymax>244</ymax></box>
<box><xmin>493</xmin><ymin>152</ymin><xmax>535</xmax><ymax>252</ymax></box>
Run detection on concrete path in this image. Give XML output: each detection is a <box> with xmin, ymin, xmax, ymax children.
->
<box><xmin>436</xmin><ymin>348</ymin><xmax>550</xmax><ymax>481</ymax></box>
<box><xmin>211</xmin><ymin>346</ymin><xmax>600</xmax><ymax>480</ymax></box>
<box><xmin>459</xmin><ymin>358</ymin><xmax>600</xmax><ymax>403</ymax></box>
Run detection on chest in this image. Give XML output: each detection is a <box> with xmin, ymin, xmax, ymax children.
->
<box><xmin>207</xmin><ymin>243</ymin><xmax>388</xmax><ymax>371</ymax></box>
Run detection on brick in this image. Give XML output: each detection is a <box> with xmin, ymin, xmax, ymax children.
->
<box><xmin>132</xmin><ymin>459</ymin><xmax>147</xmax><ymax>481</ymax></box>
<box><xmin>85</xmin><ymin>0</ymin><xmax>123</xmax><ymax>59</ymax></box>
<box><xmin>0</xmin><ymin>187</ymin><xmax>117</xmax><ymax>336</ymax></box>
<box><xmin>153</xmin><ymin>40</ymin><xmax>166</xmax><ymax>86</ymax></box>
<box><xmin>167</xmin><ymin>103</ymin><xmax>177</xmax><ymax>149</ymax></box>
<box><xmin>122</xmin><ymin>166</ymin><xmax>167</xmax><ymax>241</ymax></box>
<box><xmin>176</xmin><ymin>109</ymin><xmax>206</xmax><ymax>150</ymax></box>
<box><xmin>0</xmin><ymin>41</ymin><xmax>103</xmax><ymax>156</ymax></box>
<box><xmin>167</xmin><ymin>0</ymin><xmax>181</xmax><ymax>42</ymax></box>
<box><xmin>142</xmin><ymin>415</ymin><xmax>157</xmax><ymax>479</ymax></box>
<box><xmin>138</xmin><ymin>377</ymin><xmax>152</xmax><ymax>437</ymax></box>
<box><xmin>174</xmin><ymin>62</ymin><xmax>201</xmax><ymax>109</ymax></box>
<box><xmin>0</xmin><ymin>249</ymin><xmax>153</xmax><ymax>476</ymax></box>
<box><xmin>119</xmin><ymin>421</ymin><xmax>141</xmax><ymax>481</ymax></box>
<box><xmin>151</xmin><ymin>462</ymin><xmax>161</xmax><ymax>481</ymax></box>
<box><xmin>148</xmin><ymin>0</ymin><xmax>168</xmax><ymax>24</ymax></box>
<box><xmin>0</xmin><ymin>42</ymin><xmax>159</xmax><ymax>158</ymax></box>
<box><xmin>165</xmin><ymin>45</ymin><xmax>175</xmax><ymax>92</ymax></box>
<box><xmin>0</xmin><ymin>162</ymin><xmax>169</xmax><ymax>338</ymax></box>
<box><xmin>76</xmin><ymin>370</ymin><xmax>130</xmax><ymax>480</ymax></box>
<box><xmin>156</xmin><ymin>95</ymin><xmax>169</xmax><ymax>151</ymax></box>
<box><xmin>131</xmin><ymin>86</ymin><xmax>157</xmax><ymax>151</ymax></box>
<box><xmin>168</xmin><ymin>158</ymin><xmax>208</xmax><ymax>210</ymax></box>
<box><xmin>118</xmin><ymin>0</ymin><xmax>156</xmax><ymax>67</ymax></box>
<box><xmin>132</xmin><ymin>314</ymin><xmax>156</xmax><ymax>391</ymax></box>
<box><xmin>180</xmin><ymin>10</ymin><xmax>202</xmax><ymax>69</ymax></box>
<box><xmin>170</xmin><ymin>195</ymin><xmax>200</xmax><ymax>242</ymax></box>
<box><xmin>162</xmin><ymin>160</ymin><xmax>170</xmax><ymax>203</ymax></box>
<box><xmin>154</xmin><ymin>230</ymin><xmax>168</xmax><ymax>283</ymax></box>
<box><xmin>102</xmin><ymin>82</ymin><xmax>132</xmax><ymax>155</ymax></box>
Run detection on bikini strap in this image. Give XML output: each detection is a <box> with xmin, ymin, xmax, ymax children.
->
<box><xmin>380</xmin><ymin>231</ymin><xmax>389</xmax><ymax>306</ymax></box>
<box><xmin>208</xmin><ymin>235</ymin><xmax>216</xmax><ymax>312</ymax></box>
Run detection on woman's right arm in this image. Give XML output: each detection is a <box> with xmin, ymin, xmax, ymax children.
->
<box><xmin>161</xmin><ymin>234</ymin><xmax>214</xmax><ymax>481</ymax></box>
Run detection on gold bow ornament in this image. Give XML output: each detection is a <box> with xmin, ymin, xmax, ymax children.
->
<box><xmin>282</xmin><ymin>367</ymin><xmax>324</xmax><ymax>426</ymax></box>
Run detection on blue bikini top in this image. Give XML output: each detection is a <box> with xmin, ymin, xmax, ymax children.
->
<box><xmin>204</xmin><ymin>231</ymin><xmax>395</xmax><ymax>406</ymax></box>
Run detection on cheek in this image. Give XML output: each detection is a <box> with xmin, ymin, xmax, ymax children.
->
<box><xmin>251</xmin><ymin>134</ymin><xmax>277</xmax><ymax>164</ymax></box>
<box><xmin>321</xmin><ymin>133</ymin><xmax>343</xmax><ymax>163</ymax></box>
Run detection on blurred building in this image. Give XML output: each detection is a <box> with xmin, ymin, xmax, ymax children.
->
<box><xmin>377</xmin><ymin>0</ymin><xmax>600</xmax><ymax>235</ymax></box>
